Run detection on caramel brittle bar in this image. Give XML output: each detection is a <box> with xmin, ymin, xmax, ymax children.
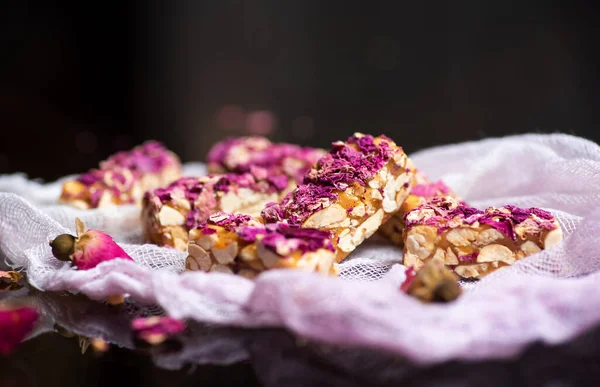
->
<box><xmin>403</xmin><ymin>196</ymin><xmax>563</xmax><ymax>278</ymax></box>
<box><xmin>142</xmin><ymin>173</ymin><xmax>292</xmax><ymax>249</ymax></box>
<box><xmin>380</xmin><ymin>170</ymin><xmax>456</xmax><ymax>245</ymax></box>
<box><xmin>60</xmin><ymin>141</ymin><xmax>181</xmax><ymax>209</ymax></box>
<box><xmin>207</xmin><ymin>136</ymin><xmax>327</xmax><ymax>183</ymax></box>
<box><xmin>261</xmin><ymin>133</ymin><xmax>416</xmax><ymax>262</ymax></box>
<box><xmin>186</xmin><ymin>212</ymin><xmax>337</xmax><ymax>278</ymax></box>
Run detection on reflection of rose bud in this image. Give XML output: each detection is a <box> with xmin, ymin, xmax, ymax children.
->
<box><xmin>131</xmin><ymin>316</ymin><xmax>186</xmax><ymax>345</ymax></box>
<box><xmin>49</xmin><ymin>218</ymin><xmax>133</xmax><ymax>270</ymax></box>
<box><xmin>0</xmin><ymin>305</ymin><xmax>39</xmax><ymax>355</ymax></box>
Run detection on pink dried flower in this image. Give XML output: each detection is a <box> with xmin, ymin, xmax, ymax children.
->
<box><xmin>131</xmin><ymin>316</ymin><xmax>186</xmax><ymax>345</ymax></box>
<box><xmin>49</xmin><ymin>218</ymin><xmax>133</xmax><ymax>270</ymax></box>
<box><xmin>0</xmin><ymin>305</ymin><xmax>39</xmax><ymax>355</ymax></box>
<box><xmin>400</xmin><ymin>267</ymin><xmax>417</xmax><ymax>293</ymax></box>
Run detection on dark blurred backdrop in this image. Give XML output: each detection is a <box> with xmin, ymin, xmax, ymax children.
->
<box><xmin>1</xmin><ymin>1</ymin><xmax>599</xmax><ymax>181</ymax></box>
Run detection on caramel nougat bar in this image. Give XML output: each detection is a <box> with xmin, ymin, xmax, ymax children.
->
<box><xmin>60</xmin><ymin>141</ymin><xmax>181</xmax><ymax>209</ymax></box>
<box><xmin>142</xmin><ymin>173</ymin><xmax>292</xmax><ymax>249</ymax></box>
<box><xmin>186</xmin><ymin>212</ymin><xmax>337</xmax><ymax>278</ymax></box>
<box><xmin>380</xmin><ymin>170</ymin><xmax>456</xmax><ymax>245</ymax></box>
<box><xmin>261</xmin><ymin>133</ymin><xmax>416</xmax><ymax>262</ymax></box>
<box><xmin>207</xmin><ymin>136</ymin><xmax>327</xmax><ymax>183</ymax></box>
<box><xmin>403</xmin><ymin>196</ymin><xmax>563</xmax><ymax>279</ymax></box>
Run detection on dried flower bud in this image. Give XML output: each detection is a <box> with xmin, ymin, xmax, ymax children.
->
<box><xmin>50</xmin><ymin>218</ymin><xmax>133</xmax><ymax>270</ymax></box>
<box><xmin>400</xmin><ymin>260</ymin><xmax>462</xmax><ymax>303</ymax></box>
<box><xmin>0</xmin><ymin>305</ymin><xmax>39</xmax><ymax>355</ymax></box>
<box><xmin>49</xmin><ymin>234</ymin><xmax>76</xmax><ymax>262</ymax></box>
<box><xmin>131</xmin><ymin>316</ymin><xmax>186</xmax><ymax>345</ymax></box>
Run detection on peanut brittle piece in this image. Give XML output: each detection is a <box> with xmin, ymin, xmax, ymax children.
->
<box><xmin>186</xmin><ymin>212</ymin><xmax>337</xmax><ymax>278</ymax></box>
<box><xmin>207</xmin><ymin>136</ymin><xmax>327</xmax><ymax>183</ymax></box>
<box><xmin>403</xmin><ymin>196</ymin><xmax>563</xmax><ymax>278</ymax></box>
<box><xmin>380</xmin><ymin>170</ymin><xmax>456</xmax><ymax>245</ymax></box>
<box><xmin>261</xmin><ymin>133</ymin><xmax>416</xmax><ymax>262</ymax></box>
<box><xmin>142</xmin><ymin>173</ymin><xmax>292</xmax><ymax>249</ymax></box>
<box><xmin>60</xmin><ymin>141</ymin><xmax>181</xmax><ymax>209</ymax></box>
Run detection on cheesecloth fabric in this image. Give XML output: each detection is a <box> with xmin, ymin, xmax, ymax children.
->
<box><xmin>1</xmin><ymin>134</ymin><xmax>599</xmax><ymax>365</ymax></box>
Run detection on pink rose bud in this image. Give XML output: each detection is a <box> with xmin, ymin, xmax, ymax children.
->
<box><xmin>49</xmin><ymin>218</ymin><xmax>133</xmax><ymax>270</ymax></box>
<box><xmin>131</xmin><ymin>316</ymin><xmax>186</xmax><ymax>345</ymax></box>
<box><xmin>0</xmin><ymin>305</ymin><xmax>39</xmax><ymax>355</ymax></box>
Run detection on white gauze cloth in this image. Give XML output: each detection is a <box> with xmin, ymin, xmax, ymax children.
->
<box><xmin>0</xmin><ymin>134</ymin><xmax>599</xmax><ymax>365</ymax></box>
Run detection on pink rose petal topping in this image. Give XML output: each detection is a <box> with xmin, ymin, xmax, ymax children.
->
<box><xmin>264</xmin><ymin>134</ymin><xmax>398</xmax><ymax>225</ymax></box>
<box><xmin>410</xmin><ymin>180</ymin><xmax>451</xmax><ymax>198</ymax></box>
<box><xmin>207</xmin><ymin>136</ymin><xmax>326</xmax><ymax>183</ymax></box>
<box><xmin>405</xmin><ymin>196</ymin><xmax>559</xmax><ymax>241</ymax></box>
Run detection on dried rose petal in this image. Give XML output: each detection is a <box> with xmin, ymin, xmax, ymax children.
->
<box><xmin>207</xmin><ymin>136</ymin><xmax>325</xmax><ymax>183</ymax></box>
<box><xmin>410</xmin><ymin>180</ymin><xmax>451</xmax><ymax>198</ymax></box>
<box><xmin>0</xmin><ymin>305</ymin><xmax>39</xmax><ymax>355</ymax></box>
<box><xmin>131</xmin><ymin>316</ymin><xmax>186</xmax><ymax>345</ymax></box>
<box><xmin>400</xmin><ymin>267</ymin><xmax>417</xmax><ymax>293</ymax></box>
<box><xmin>405</xmin><ymin>196</ymin><xmax>559</xmax><ymax>241</ymax></box>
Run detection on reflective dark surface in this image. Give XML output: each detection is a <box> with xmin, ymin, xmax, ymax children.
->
<box><xmin>2</xmin><ymin>286</ymin><xmax>600</xmax><ymax>387</ymax></box>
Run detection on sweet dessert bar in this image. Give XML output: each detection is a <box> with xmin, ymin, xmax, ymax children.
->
<box><xmin>402</xmin><ymin>196</ymin><xmax>563</xmax><ymax>278</ymax></box>
<box><xmin>186</xmin><ymin>212</ymin><xmax>337</xmax><ymax>278</ymax></box>
<box><xmin>60</xmin><ymin>141</ymin><xmax>181</xmax><ymax>209</ymax></box>
<box><xmin>261</xmin><ymin>133</ymin><xmax>416</xmax><ymax>262</ymax></box>
<box><xmin>207</xmin><ymin>136</ymin><xmax>327</xmax><ymax>183</ymax></box>
<box><xmin>380</xmin><ymin>171</ymin><xmax>456</xmax><ymax>246</ymax></box>
<box><xmin>142</xmin><ymin>173</ymin><xmax>291</xmax><ymax>249</ymax></box>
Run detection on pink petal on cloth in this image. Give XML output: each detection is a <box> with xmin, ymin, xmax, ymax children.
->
<box><xmin>399</xmin><ymin>267</ymin><xmax>416</xmax><ymax>293</ymax></box>
<box><xmin>132</xmin><ymin>316</ymin><xmax>186</xmax><ymax>345</ymax></box>
<box><xmin>0</xmin><ymin>306</ymin><xmax>39</xmax><ymax>355</ymax></box>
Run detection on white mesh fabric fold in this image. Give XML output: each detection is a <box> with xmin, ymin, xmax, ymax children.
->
<box><xmin>1</xmin><ymin>134</ymin><xmax>599</xmax><ymax>364</ymax></box>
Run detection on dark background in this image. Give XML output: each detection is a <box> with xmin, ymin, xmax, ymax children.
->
<box><xmin>1</xmin><ymin>1</ymin><xmax>599</xmax><ymax>181</ymax></box>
